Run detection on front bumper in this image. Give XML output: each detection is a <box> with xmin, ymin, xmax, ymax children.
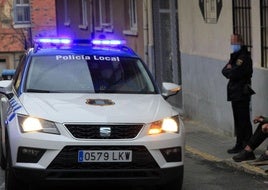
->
<box><xmin>13</xmin><ymin>144</ymin><xmax>184</xmax><ymax>187</ymax></box>
<box><xmin>12</xmin><ymin>165</ymin><xmax>184</xmax><ymax>187</ymax></box>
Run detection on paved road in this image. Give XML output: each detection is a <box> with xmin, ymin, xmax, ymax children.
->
<box><xmin>0</xmin><ymin>152</ymin><xmax>268</xmax><ymax>190</ymax></box>
<box><xmin>183</xmin><ymin>152</ymin><xmax>268</xmax><ymax>190</ymax></box>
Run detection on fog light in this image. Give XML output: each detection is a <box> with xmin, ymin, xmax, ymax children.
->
<box><xmin>17</xmin><ymin>147</ymin><xmax>46</xmax><ymax>163</ymax></box>
<box><xmin>160</xmin><ymin>147</ymin><xmax>182</xmax><ymax>162</ymax></box>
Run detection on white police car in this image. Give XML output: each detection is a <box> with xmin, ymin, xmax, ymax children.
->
<box><xmin>0</xmin><ymin>38</ymin><xmax>185</xmax><ymax>190</ymax></box>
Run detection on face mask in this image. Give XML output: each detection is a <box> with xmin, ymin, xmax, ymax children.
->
<box><xmin>231</xmin><ymin>44</ymin><xmax>241</xmax><ymax>53</ymax></box>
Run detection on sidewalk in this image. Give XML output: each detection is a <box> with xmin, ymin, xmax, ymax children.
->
<box><xmin>184</xmin><ymin>119</ymin><xmax>268</xmax><ymax>178</ymax></box>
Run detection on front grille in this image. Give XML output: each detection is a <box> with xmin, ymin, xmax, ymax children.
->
<box><xmin>65</xmin><ymin>124</ymin><xmax>143</xmax><ymax>139</ymax></box>
<box><xmin>47</xmin><ymin>146</ymin><xmax>159</xmax><ymax>170</ymax></box>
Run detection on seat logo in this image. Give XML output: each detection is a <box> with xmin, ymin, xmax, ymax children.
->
<box><xmin>100</xmin><ymin>127</ymin><xmax>111</xmax><ymax>137</ymax></box>
<box><xmin>86</xmin><ymin>99</ymin><xmax>115</xmax><ymax>106</ymax></box>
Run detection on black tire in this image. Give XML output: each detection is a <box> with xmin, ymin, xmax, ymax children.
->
<box><xmin>0</xmin><ymin>141</ymin><xmax>6</xmax><ymax>170</ymax></box>
<box><xmin>0</xmin><ymin>116</ymin><xmax>6</xmax><ymax>170</ymax></box>
<box><xmin>5</xmin><ymin>142</ymin><xmax>29</xmax><ymax>190</ymax></box>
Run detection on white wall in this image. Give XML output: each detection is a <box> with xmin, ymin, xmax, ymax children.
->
<box><xmin>179</xmin><ymin>0</ymin><xmax>232</xmax><ymax>61</ymax></box>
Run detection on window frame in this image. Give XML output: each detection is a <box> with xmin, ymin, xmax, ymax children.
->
<box><xmin>129</xmin><ymin>0</ymin><xmax>138</xmax><ymax>31</ymax></box>
<box><xmin>64</xmin><ymin>0</ymin><xmax>70</xmax><ymax>26</ymax></box>
<box><xmin>123</xmin><ymin>0</ymin><xmax>138</xmax><ymax>36</ymax></box>
<box><xmin>93</xmin><ymin>0</ymin><xmax>113</xmax><ymax>32</ymax></box>
<box><xmin>78</xmin><ymin>0</ymin><xmax>89</xmax><ymax>30</ymax></box>
<box><xmin>13</xmin><ymin>0</ymin><xmax>31</xmax><ymax>26</ymax></box>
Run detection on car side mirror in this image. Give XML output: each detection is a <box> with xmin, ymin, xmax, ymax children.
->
<box><xmin>0</xmin><ymin>80</ymin><xmax>14</xmax><ymax>99</ymax></box>
<box><xmin>161</xmin><ymin>82</ymin><xmax>181</xmax><ymax>99</ymax></box>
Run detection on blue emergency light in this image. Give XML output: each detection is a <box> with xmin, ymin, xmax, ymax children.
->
<box><xmin>91</xmin><ymin>39</ymin><xmax>125</xmax><ymax>46</ymax></box>
<box><xmin>33</xmin><ymin>37</ymin><xmax>127</xmax><ymax>52</ymax></box>
<box><xmin>35</xmin><ymin>37</ymin><xmax>125</xmax><ymax>46</ymax></box>
<box><xmin>35</xmin><ymin>38</ymin><xmax>71</xmax><ymax>44</ymax></box>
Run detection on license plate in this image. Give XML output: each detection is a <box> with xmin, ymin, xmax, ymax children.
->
<box><xmin>78</xmin><ymin>150</ymin><xmax>132</xmax><ymax>162</ymax></box>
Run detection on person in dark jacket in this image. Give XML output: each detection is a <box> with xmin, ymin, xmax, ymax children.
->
<box><xmin>232</xmin><ymin>115</ymin><xmax>268</xmax><ymax>162</ymax></box>
<box><xmin>222</xmin><ymin>34</ymin><xmax>255</xmax><ymax>154</ymax></box>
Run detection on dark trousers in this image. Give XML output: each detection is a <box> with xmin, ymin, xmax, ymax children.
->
<box><xmin>248</xmin><ymin>123</ymin><xmax>268</xmax><ymax>150</ymax></box>
<box><xmin>231</xmin><ymin>100</ymin><xmax>253</xmax><ymax>147</ymax></box>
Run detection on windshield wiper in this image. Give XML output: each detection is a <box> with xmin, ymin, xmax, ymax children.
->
<box><xmin>26</xmin><ymin>89</ymin><xmax>51</xmax><ymax>93</ymax></box>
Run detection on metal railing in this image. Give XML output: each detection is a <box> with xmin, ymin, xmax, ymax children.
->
<box><xmin>232</xmin><ymin>0</ymin><xmax>252</xmax><ymax>52</ymax></box>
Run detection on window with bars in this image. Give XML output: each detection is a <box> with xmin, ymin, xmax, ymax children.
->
<box><xmin>232</xmin><ymin>0</ymin><xmax>252</xmax><ymax>52</ymax></box>
<box><xmin>261</xmin><ymin>0</ymin><xmax>268</xmax><ymax>68</ymax></box>
<box><xmin>14</xmin><ymin>0</ymin><xmax>30</xmax><ymax>24</ymax></box>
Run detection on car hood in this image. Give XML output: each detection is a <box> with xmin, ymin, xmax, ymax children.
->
<box><xmin>18</xmin><ymin>93</ymin><xmax>177</xmax><ymax>123</ymax></box>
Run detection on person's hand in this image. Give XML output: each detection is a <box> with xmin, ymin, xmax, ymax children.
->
<box><xmin>262</xmin><ymin>123</ymin><xmax>268</xmax><ymax>133</ymax></box>
<box><xmin>253</xmin><ymin>116</ymin><xmax>264</xmax><ymax>124</ymax></box>
<box><xmin>226</xmin><ymin>64</ymin><xmax>232</xmax><ymax>69</ymax></box>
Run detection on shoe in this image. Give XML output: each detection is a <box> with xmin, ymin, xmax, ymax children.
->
<box><xmin>227</xmin><ymin>145</ymin><xmax>243</xmax><ymax>154</ymax></box>
<box><xmin>232</xmin><ymin>150</ymin><xmax>256</xmax><ymax>162</ymax></box>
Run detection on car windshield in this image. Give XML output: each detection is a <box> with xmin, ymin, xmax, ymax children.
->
<box><xmin>25</xmin><ymin>55</ymin><xmax>157</xmax><ymax>94</ymax></box>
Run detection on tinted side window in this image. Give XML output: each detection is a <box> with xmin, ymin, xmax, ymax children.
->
<box><xmin>13</xmin><ymin>55</ymin><xmax>26</xmax><ymax>94</ymax></box>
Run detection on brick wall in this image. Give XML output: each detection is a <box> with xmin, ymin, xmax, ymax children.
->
<box><xmin>0</xmin><ymin>0</ymin><xmax>24</xmax><ymax>52</ymax></box>
<box><xmin>30</xmin><ymin>0</ymin><xmax>57</xmax><ymax>38</ymax></box>
<box><xmin>0</xmin><ymin>32</ymin><xmax>25</xmax><ymax>52</ymax></box>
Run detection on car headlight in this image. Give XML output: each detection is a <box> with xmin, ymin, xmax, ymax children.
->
<box><xmin>148</xmin><ymin>115</ymin><xmax>180</xmax><ymax>135</ymax></box>
<box><xmin>18</xmin><ymin>115</ymin><xmax>60</xmax><ymax>135</ymax></box>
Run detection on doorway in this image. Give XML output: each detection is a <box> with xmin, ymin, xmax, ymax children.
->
<box><xmin>152</xmin><ymin>0</ymin><xmax>182</xmax><ymax>108</ymax></box>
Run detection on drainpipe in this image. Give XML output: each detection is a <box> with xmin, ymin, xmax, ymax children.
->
<box><xmin>143</xmin><ymin>0</ymin><xmax>154</xmax><ymax>77</ymax></box>
<box><xmin>143</xmin><ymin>0</ymin><xmax>149</xmax><ymax>65</ymax></box>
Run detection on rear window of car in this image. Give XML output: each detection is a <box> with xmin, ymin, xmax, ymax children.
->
<box><xmin>24</xmin><ymin>55</ymin><xmax>157</xmax><ymax>94</ymax></box>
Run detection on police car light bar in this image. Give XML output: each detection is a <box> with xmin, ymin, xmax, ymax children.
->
<box><xmin>33</xmin><ymin>38</ymin><xmax>126</xmax><ymax>50</ymax></box>
<box><xmin>35</xmin><ymin>38</ymin><xmax>72</xmax><ymax>45</ymax></box>
<box><xmin>91</xmin><ymin>39</ymin><xmax>125</xmax><ymax>46</ymax></box>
